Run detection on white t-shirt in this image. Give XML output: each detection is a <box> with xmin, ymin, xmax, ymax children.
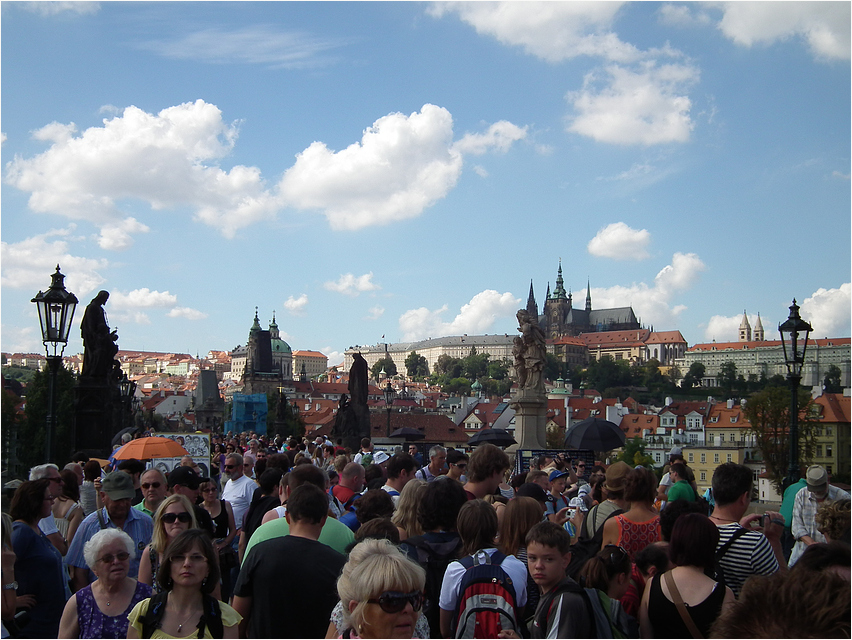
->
<box><xmin>222</xmin><ymin>474</ymin><xmax>257</xmax><ymax>529</ymax></box>
<box><xmin>438</xmin><ymin>548</ymin><xmax>528</xmax><ymax>612</ymax></box>
<box><xmin>381</xmin><ymin>484</ymin><xmax>401</xmax><ymax>506</ymax></box>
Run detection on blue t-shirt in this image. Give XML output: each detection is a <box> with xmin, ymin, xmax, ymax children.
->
<box><xmin>12</xmin><ymin>522</ymin><xmax>66</xmax><ymax>638</ymax></box>
<box><xmin>66</xmin><ymin>507</ymin><xmax>153</xmax><ymax>581</ymax></box>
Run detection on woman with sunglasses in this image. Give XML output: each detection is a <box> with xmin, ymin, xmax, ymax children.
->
<box><xmin>58</xmin><ymin>529</ymin><xmax>151</xmax><ymax>638</ymax></box>
<box><xmin>138</xmin><ymin>495</ymin><xmax>198</xmax><ymax>594</ymax></box>
<box><xmin>128</xmin><ymin>529</ymin><xmax>241</xmax><ymax>638</ymax></box>
<box><xmin>336</xmin><ymin>538</ymin><xmax>426</xmax><ymax>639</ymax></box>
<box><xmin>9</xmin><ymin>479</ymin><xmax>66</xmax><ymax>638</ymax></box>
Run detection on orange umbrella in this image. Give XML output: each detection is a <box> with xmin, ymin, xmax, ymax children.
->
<box><xmin>112</xmin><ymin>436</ymin><xmax>188</xmax><ymax>460</ymax></box>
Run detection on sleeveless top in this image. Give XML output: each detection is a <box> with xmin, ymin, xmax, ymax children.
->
<box><xmin>210</xmin><ymin>500</ymin><xmax>230</xmax><ymax>539</ymax></box>
<box><xmin>55</xmin><ymin>501</ymin><xmax>81</xmax><ymax>539</ymax></box>
<box><xmin>647</xmin><ymin>572</ymin><xmax>725</xmax><ymax>638</ymax></box>
<box><xmin>615</xmin><ymin>514</ymin><xmax>661</xmax><ymax>561</ymax></box>
<box><xmin>76</xmin><ymin>581</ymin><xmax>153</xmax><ymax>639</ymax></box>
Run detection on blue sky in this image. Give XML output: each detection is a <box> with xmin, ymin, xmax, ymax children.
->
<box><xmin>2</xmin><ymin>1</ymin><xmax>850</xmax><ymax>367</ymax></box>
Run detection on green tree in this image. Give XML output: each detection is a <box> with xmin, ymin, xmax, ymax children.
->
<box><xmin>486</xmin><ymin>359</ymin><xmax>510</xmax><ymax>381</ymax></box>
<box><xmin>461</xmin><ymin>352</ymin><xmax>490</xmax><ymax>380</ymax></box>
<box><xmin>544</xmin><ymin>353</ymin><xmax>567</xmax><ymax>382</ymax></box>
<box><xmin>744</xmin><ymin>386</ymin><xmax>817</xmax><ymax>493</ymax></box>
<box><xmin>681</xmin><ymin>362</ymin><xmax>706</xmax><ymax>390</ymax></box>
<box><xmin>371</xmin><ymin>357</ymin><xmax>397</xmax><ymax>380</ymax></box>
<box><xmin>442</xmin><ymin>377</ymin><xmax>472</xmax><ymax>396</ymax></box>
<box><xmin>404</xmin><ymin>351</ymin><xmax>429</xmax><ymax>379</ymax></box>
<box><xmin>584</xmin><ymin>356</ymin><xmax>631</xmax><ymax>394</ymax></box>
<box><xmin>20</xmin><ymin>364</ymin><xmax>77</xmax><ymax>468</ymax></box>
<box><xmin>481</xmin><ymin>378</ymin><xmax>512</xmax><ymax>397</ymax></box>
<box><xmin>616</xmin><ymin>437</ymin><xmax>655</xmax><ymax>467</ymax></box>
<box><xmin>434</xmin><ymin>355</ymin><xmax>462</xmax><ymax>379</ymax></box>
<box><xmin>823</xmin><ymin>365</ymin><xmax>843</xmax><ymax>393</ymax></box>
<box><xmin>719</xmin><ymin>361</ymin><xmax>738</xmax><ymax>396</ymax></box>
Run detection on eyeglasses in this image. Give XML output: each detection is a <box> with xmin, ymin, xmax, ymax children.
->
<box><xmin>171</xmin><ymin>553</ymin><xmax>208</xmax><ymax>564</ymax></box>
<box><xmin>454</xmin><ymin>463</ymin><xmax>467</xmax><ymax>469</ymax></box>
<box><xmin>141</xmin><ymin>482</ymin><xmax>161</xmax><ymax>490</ymax></box>
<box><xmin>98</xmin><ymin>551</ymin><xmax>130</xmax><ymax>564</ymax></box>
<box><xmin>224</xmin><ymin>464</ymin><xmax>237</xmax><ymax>470</ymax></box>
<box><xmin>577</xmin><ymin>464</ymin><xmax>586</xmax><ymax>469</ymax></box>
<box><xmin>602</xmin><ymin>545</ymin><xmax>629</xmax><ymax>565</ymax></box>
<box><xmin>201</xmin><ymin>487</ymin><xmax>217</xmax><ymax>493</ymax></box>
<box><xmin>367</xmin><ymin>590</ymin><xmax>423</xmax><ymax>614</ymax></box>
<box><xmin>161</xmin><ymin>512</ymin><xmax>192</xmax><ymax>524</ymax></box>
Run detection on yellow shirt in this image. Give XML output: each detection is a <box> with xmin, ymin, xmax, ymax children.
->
<box><xmin>127</xmin><ymin>597</ymin><xmax>242</xmax><ymax>638</ymax></box>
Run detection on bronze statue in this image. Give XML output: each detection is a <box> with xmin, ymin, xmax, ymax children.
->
<box><xmin>81</xmin><ymin>290</ymin><xmax>118</xmax><ymax>379</ymax></box>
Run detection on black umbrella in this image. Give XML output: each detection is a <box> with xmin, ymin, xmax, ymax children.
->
<box><xmin>111</xmin><ymin>426</ymin><xmax>138</xmax><ymax>448</ymax></box>
<box><xmin>564</xmin><ymin>417</ymin><xmax>625</xmax><ymax>451</ymax></box>
<box><xmin>468</xmin><ymin>428</ymin><xmax>517</xmax><ymax>448</ymax></box>
<box><xmin>388</xmin><ymin>427</ymin><xmax>426</xmax><ymax>441</ymax></box>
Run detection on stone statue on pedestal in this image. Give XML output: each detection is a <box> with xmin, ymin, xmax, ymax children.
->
<box><xmin>332</xmin><ymin>353</ymin><xmax>372</xmax><ymax>451</ymax></box>
<box><xmin>510</xmin><ymin>309</ymin><xmax>548</xmax><ymax>450</ymax></box>
<box><xmin>81</xmin><ymin>290</ymin><xmax>118</xmax><ymax>379</ymax></box>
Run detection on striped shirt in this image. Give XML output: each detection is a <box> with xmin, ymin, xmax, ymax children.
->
<box><xmin>715</xmin><ymin>523</ymin><xmax>778</xmax><ymax>597</ymax></box>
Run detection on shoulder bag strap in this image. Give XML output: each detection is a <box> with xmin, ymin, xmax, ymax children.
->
<box><xmin>96</xmin><ymin>508</ymin><xmax>107</xmax><ymax>530</ymax></box>
<box><xmin>663</xmin><ymin>571</ymin><xmax>703</xmax><ymax>639</ymax></box>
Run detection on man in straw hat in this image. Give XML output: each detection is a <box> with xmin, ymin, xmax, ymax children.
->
<box><xmin>788</xmin><ymin>464</ymin><xmax>850</xmax><ymax>567</ymax></box>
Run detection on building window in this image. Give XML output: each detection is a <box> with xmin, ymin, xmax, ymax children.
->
<box><xmin>827</xmin><ymin>427</ymin><xmax>833</xmax><ymax>436</ymax></box>
<box><xmin>700</xmin><ymin>471</ymin><xmax>707</xmax><ymax>481</ymax></box>
<box><xmin>701</xmin><ymin>453</ymin><xmax>706</xmax><ymax>463</ymax></box>
<box><xmin>688</xmin><ymin>452</ymin><xmax>694</xmax><ymax>463</ymax></box>
<box><xmin>714</xmin><ymin>453</ymin><xmax>720</xmax><ymax>463</ymax></box>
<box><xmin>727</xmin><ymin>454</ymin><xmax>732</xmax><ymax>462</ymax></box>
<box><xmin>827</xmin><ymin>445</ymin><xmax>833</xmax><ymax>458</ymax></box>
<box><xmin>816</xmin><ymin>445</ymin><xmax>823</xmax><ymax>456</ymax></box>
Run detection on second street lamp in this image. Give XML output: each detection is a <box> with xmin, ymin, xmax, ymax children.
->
<box><xmin>384</xmin><ymin>381</ymin><xmax>396</xmax><ymax>437</ymax></box>
<box><xmin>31</xmin><ymin>265</ymin><xmax>78</xmax><ymax>463</ymax></box>
<box><xmin>779</xmin><ymin>298</ymin><xmax>812</xmax><ymax>490</ymax></box>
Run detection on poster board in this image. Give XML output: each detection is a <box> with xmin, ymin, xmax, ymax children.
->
<box><xmin>149</xmin><ymin>432</ymin><xmax>212</xmax><ymax>478</ymax></box>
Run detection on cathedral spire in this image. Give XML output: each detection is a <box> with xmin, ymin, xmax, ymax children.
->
<box><xmin>738</xmin><ymin>310</ymin><xmax>752</xmax><ymax>342</ymax></box>
<box><xmin>753</xmin><ymin>312</ymin><xmax>764</xmax><ymax>341</ymax></box>
<box><xmin>526</xmin><ymin>280</ymin><xmax>538</xmax><ymax>318</ymax></box>
<box><xmin>585</xmin><ymin>280</ymin><xmax>592</xmax><ymax>313</ymax></box>
<box><xmin>553</xmin><ymin>260</ymin><xmax>567</xmax><ymax>299</ymax></box>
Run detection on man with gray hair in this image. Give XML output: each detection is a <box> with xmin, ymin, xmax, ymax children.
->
<box><xmin>221</xmin><ymin>453</ymin><xmax>257</xmax><ymax>533</ymax></box>
<box><xmin>29</xmin><ymin>463</ymin><xmax>67</xmax><ymax>555</ymax></box>
<box><xmin>416</xmin><ymin>446</ymin><xmax>447</xmax><ymax>482</ymax></box>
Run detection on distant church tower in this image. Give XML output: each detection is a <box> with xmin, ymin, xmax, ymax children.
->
<box><xmin>544</xmin><ymin>260</ymin><xmax>571</xmax><ymax>339</ymax></box>
<box><xmin>753</xmin><ymin>313</ymin><xmax>765</xmax><ymax>342</ymax></box>
<box><xmin>585</xmin><ymin>280</ymin><xmax>592</xmax><ymax>313</ymax></box>
<box><xmin>526</xmin><ymin>280</ymin><xmax>538</xmax><ymax>318</ymax></box>
<box><xmin>738</xmin><ymin>311</ymin><xmax>752</xmax><ymax>342</ymax></box>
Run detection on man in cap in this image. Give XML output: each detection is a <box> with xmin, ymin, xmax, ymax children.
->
<box><xmin>168</xmin><ymin>466</ymin><xmax>216</xmax><ymax>537</ymax></box>
<box><xmin>66</xmin><ymin>471</ymin><xmax>153</xmax><ymax>590</ymax></box>
<box><xmin>545</xmin><ymin>469</ymin><xmax>570</xmax><ymax>519</ymax></box>
<box><xmin>788</xmin><ymin>465</ymin><xmax>850</xmax><ymax>567</ymax></box>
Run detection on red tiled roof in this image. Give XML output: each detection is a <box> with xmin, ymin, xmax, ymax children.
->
<box><xmin>581</xmin><ymin>329</ymin><xmax>651</xmax><ymax>347</ymax></box>
<box><xmin>688</xmin><ymin>338</ymin><xmax>850</xmax><ymax>352</ymax></box>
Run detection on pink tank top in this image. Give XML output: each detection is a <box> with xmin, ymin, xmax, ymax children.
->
<box><xmin>615</xmin><ymin>514</ymin><xmax>661</xmax><ymax>561</ymax></box>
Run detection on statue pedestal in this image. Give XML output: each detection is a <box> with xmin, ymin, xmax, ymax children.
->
<box><xmin>74</xmin><ymin>379</ymin><xmax>116</xmax><ymax>458</ymax></box>
<box><xmin>510</xmin><ymin>391</ymin><xmax>547</xmax><ymax>450</ymax></box>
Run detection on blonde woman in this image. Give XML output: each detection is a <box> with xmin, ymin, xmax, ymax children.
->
<box><xmin>335</xmin><ymin>539</ymin><xmax>426</xmax><ymax>639</ymax></box>
<box><xmin>391</xmin><ymin>480</ymin><xmax>427</xmax><ymax>542</ymax></box>
<box><xmin>138</xmin><ymin>494</ymin><xmax>198</xmax><ymax>593</ymax></box>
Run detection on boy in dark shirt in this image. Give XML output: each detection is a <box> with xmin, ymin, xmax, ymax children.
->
<box><xmin>499</xmin><ymin>521</ymin><xmax>593</xmax><ymax>639</ymax></box>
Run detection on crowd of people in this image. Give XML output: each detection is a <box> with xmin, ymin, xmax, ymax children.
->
<box><xmin>1</xmin><ymin>432</ymin><xmax>849</xmax><ymax>639</ymax></box>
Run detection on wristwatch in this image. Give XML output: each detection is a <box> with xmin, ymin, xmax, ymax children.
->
<box><xmin>2</xmin><ymin>581</ymin><xmax>17</xmax><ymax>590</ymax></box>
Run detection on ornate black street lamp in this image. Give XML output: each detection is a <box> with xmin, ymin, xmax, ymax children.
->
<box><xmin>384</xmin><ymin>380</ymin><xmax>396</xmax><ymax>437</ymax></box>
<box><xmin>31</xmin><ymin>265</ymin><xmax>78</xmax><ymax>463</ymax></box>
<box><xmin>779</xmin><ymin>299</ymin><xmax>812</xmax><ymax>489</ymax></box>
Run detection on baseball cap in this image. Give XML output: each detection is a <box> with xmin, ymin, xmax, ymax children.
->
<box><xmin>549</xmin><ymin>469</ymin><xmax>570</xmax><ymax>482</ymax></box>
<box><xmin>516</xmin><ymin>482</ymin><xmax>549</xmax><ymax>504</ymax></box>
<box><xmin>101</xmin><ymin>471</ymin><xmax>136</xmax><ymax>500</ymax></box>
<box><xmin>806</xmin><ymin>465</ymin><xmax>828</xmax><ymax>492</ymax></box>
<box><xmin>604</xmin><ymin>461</ymin><xmax>631</xmax><ymax>493</ymax></box>
<box><xmin>168</xmin><ymin>466</ymin><xmax>208</xmax><ymax>489</ymax></box>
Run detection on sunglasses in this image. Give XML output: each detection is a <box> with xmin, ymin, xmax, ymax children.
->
<box><xmin>454</xmin><ymin>463</ymin><xmax>467</xmax><ymax>469</ymax></box>
<box><xmin>603</xmin><ymin>544</ymin><xmax>629</xmax><ymax>565</ymax></box>
<box><xmin>224</xmin><ymin>464</ymin><xmax>237</xmax><ymax>470</ymax></box>
<box><xmin>141</xmin><ymin>482</ymin><xmax>161</xmax><ymax>490</ymax></box>
<box><xmin>99</xmin><ymin>551</ymin><xmax>130</xmax><ymax>564</ymax></box>
<box><xmin>367</xmin><ymin>590</ymin><xmax>423</xmax><ymax>614</ymax></box>
<box><xmin>161</xmin><ymin>512</ymin><xmax>192</xmax><ymax>524</ymax></box>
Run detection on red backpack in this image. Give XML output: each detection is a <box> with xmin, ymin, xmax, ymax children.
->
<box><xmin>452</xmin><ymin>550</ymin><xmax>520</xmax><ymax>638</ymax></box>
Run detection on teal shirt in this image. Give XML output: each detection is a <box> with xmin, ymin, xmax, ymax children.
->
<box><xmin>666</xmin><ymin>479</ymin><xmax>696</xmax><ymax>502</ymax></box>
<box><xmin>243</xmin><ymin>513</ymin><xmax>354</xmax><ymax>560</ymax></box>
<box><xmin>132</xmin><ymin>500</ymin><xmax>154</xmax><ymax>517</ymax></box>
<box><xmin>780</xmin><ymin>479</ymin><xmax>807</xmax><ymax>531</ymax></box>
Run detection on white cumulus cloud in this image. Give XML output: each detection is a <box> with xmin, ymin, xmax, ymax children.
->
<box><xmin>321</xmin><ymin>348</ymin><xmax>344</xmax><ymax>368</ymax></box>
<box><xmin>4</xmin><ymin>100</ymin><xmax>279</xmax><ymax>239</ymax></box>
<box><xmin>283</xmin><ymin>294</ymin><xmax>309</xmax><ymax>316</ymax></box>
<box><xmin>21</xmin><ymin>2</ymin><xmax>99</xmax><ymax>16</ymax></box>
<box><xmin>398</xmin><ymin>290</ymin><xmax>521</xmax><ymax>341</ymax></box>
<box><xmin>703</xmin><ymin>313</ymin><xmax>768</xmax><ymax>342</ymax></box>
<box><xmin>428</xmin><ymin>1</ymin><xmax>640</xmax><ymax>63</ymax></box>
<box><xmin>590</xmin><ymin>252</ymin><xmax>706</xmax><ymax>328</ymax></box>
<box><xmin>167</xmin><ymin>307</ymin><xmax>209</xmax><ymax>321</ymax></box>
<box><xmin>587</xmin><ymin>222</ymin><xmax>651</xmax><ymax>260</ymax></box>
<box><xmin>279</xmin><ymin>104</ymin><xmax>525</xmax><ymax>230</ymax></box>
<box><xmin>324</xmin><ymin>273</ymin><xmax>380</xmax><ymax>297</ymax></box>
<box><xmin>0</xmin><ymin>227</ymin><xmax>108</xmax><ymax>296</ymax></box>
<box><xmin>800</xmin><ymin>283</ymin><xmax>851</xmax><ymax>338</ymax></box>
<box><xmin>109</xmin><ymin>288</ymin><xmax>179</xmax><ymax>309</ymax></box>
<box><xmin>366</xmin><ymin>306</ymin><xmax>385</xmax><ymax>321</ymax></box>
<box><xmin>567</xmin><ymin>61</ymin><xmax>699</xmax><ymax>145</ymax></box>
<box><xmin>716</xmin><ymin>1</ymin><xmax>850</xmax><ymax>61</ymax></box>
<box><xmin>97</xmin><ymin>217</ymin><xmax>150</xmax><ymax>251</ymax></box>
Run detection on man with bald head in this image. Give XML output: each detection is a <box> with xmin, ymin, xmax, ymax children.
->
<box><xmin>331</xmin><ymin>462</ymin><xmax>365</xmax><ymax>512</ymax></box>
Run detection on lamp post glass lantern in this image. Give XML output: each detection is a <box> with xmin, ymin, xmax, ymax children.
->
<box><xmin>384</xmin><ymin>381</ymin><xmax>396</xmax><ymax>437</ymax></box>
<box><xmin>778</xmin><ymin>298</ymin><xmax>812</xmax><ymax>489</ymax></box>
<box><xmin>31</xmin><ymin>265</ymin><xmax>78</xmax><ymax>463</ymax></box>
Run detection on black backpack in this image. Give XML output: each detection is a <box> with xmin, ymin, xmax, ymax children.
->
<box><xmin>402</xmin><ymin>534</ymin><xmax>464</xmax><ymax>638</ymax></box>
<box><xmin>565</xmin><ymin>504</ymin><xmax>624</xmax><ymax>579</ymax></box>
<box><xmin>139</xmin><ymin>591</ymin><xmax>224</xmax><ymax>639</ymax></box>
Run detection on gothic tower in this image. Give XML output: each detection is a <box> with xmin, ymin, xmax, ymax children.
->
<box><xmin>585</xmin><ymin>280</ymin><xmax>592</xmax><ymax>314</ymax></box>
<box><xmin>526</xmin><ymin>280</ymin><xmax>538</xmax><ymax>318</ymax></box>
<box><xmin>738</xmin><ymin>311</ymin><xmax>752</xmax><ymax>342</ymax></box>
<box><xmin>753</xmin><ymin>313</ymin><xmax>764</xmax><ymax>342</ymax></box>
